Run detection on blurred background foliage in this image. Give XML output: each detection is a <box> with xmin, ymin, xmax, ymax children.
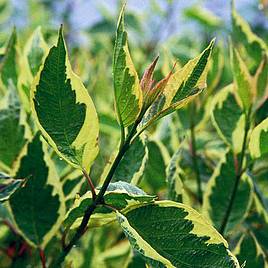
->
<box><xmin>1</xmin><ymin>0</ymin><xmax>264</xmax><ymax>179</ymax></box>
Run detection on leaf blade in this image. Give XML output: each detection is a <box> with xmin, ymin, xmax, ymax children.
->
<box><xmin>118</xmin><ymin>201</ymin><xmax>240</xmax><ymax>268</ymax></box>
<box><xmin>31</xmin><ymin>27</ymin><xmax>99</xmax><ymax>171</ymax></box>
<box><xmin>113</xmin><ymin>5</ymin><xmax>142</xmax><ymax>127</ymax></box>
<box><xmin>9</xmin><ymin>134</ymin><xmax>65</xmax><ymax>248</ymax></box>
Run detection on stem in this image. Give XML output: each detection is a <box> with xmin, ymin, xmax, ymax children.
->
<box><xmin>2</xmin><ymin>219</ymin><xmax>19</xmax><ymax>235</ymax></box>
<box><xmin>82</xmin><ymin>169</ymin><xmax>96</xmax><ymax>200</ymax></box>
<box><xmin>119</xmin><ymin>125</ymin><xmax>125</xmax><ymax>150</ymax></box>
<box><xmin>103</xmin><ymin>203</ymin><xmax>117</xmax><ymax>212</ymax></box>
<box><xmin>39</xmin><ymin>249</ymin><xmax>47</xmax><ymax>268</ymax></box>
<box><xmin>219</xmin><ymin>111</ymin><xmax>250</xmax><ymax>235</ymax></box>
<box><xmin>49</xmin><ymin>121</ymin><xmax>139</xmax><ymax>267</ymax></box>
<box><xmin>189</xmin><ymin>103</ymin><xmax>202</xmax><ymax>203</ymax></box>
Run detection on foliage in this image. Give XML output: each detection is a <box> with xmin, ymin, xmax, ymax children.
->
<box><xmin>0</xmin><ymin>1</ymin><xmax>268</xmax><ymax>267</ymax></box>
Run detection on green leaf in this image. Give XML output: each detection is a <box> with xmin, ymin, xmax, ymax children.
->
<box><xmin>142</xmin><ymin>140</ymin><xmax>167</xmax><ymax>192</ymax></box>
<box><xmin>101</xmin><ymin>136</ymin><xmax>148</xmax><ymax>185</ymax></box>
<box><xmin>184</xmin><ymin>6</ymin><xmax>223</xmax><ymax>29</ymax></box>
<box><xmin>207</xmin><ymin>44</ymin><xmax>225</xmax><ymax>92</ymax></box>
<box><xmin>64</xmin><ymin>181</ymin><xmax>155</xmax><ymax>229</ymax></box>
<box><xmin>117</xmin><ymin>201</ymin><xmax>240</xmax><ymax>268</ymax></box>
<box><xmin>0</xmin><ymin>28</ymin><xmax>18</xmax><ymax>88</ymax></box>
<box><xmin>253</xmin><ymin>55</ymin><xmax>268</xmax><ymax>107</ymax></box>
<box><xmin>166</xmin><ymin>149</ymin><xmax>185</xmax><ymax>203</ymax></box>
<box><xmin>127</xmin><ymin>251</ymin><xmax>147</xmax><ymax>268</ymax></box>
<box><xmin>246</xmin><ymin>195</ymin><xmax>268</xmax><ymax>253</ymax></box>
<box><xmin>0</xmin><ymin>176</ymin><xmax>23</xmax><ymax>202</ymax></box>
<box><xmin>232</xmin><ymin>2</ymin><xmax>268</xmax><ymax>67</ymax></box>
<box><xmin>113</xmin><ymin>5</ymin><xmax>142</xmax><ymax>127</ymax></box>
<box><xmin>234</xmin><ymin>232</ymin><xmax>268</xmax><ymax>268</ymax></box>
<box><xmin>9</xmin><ymin>134</ymin><xmax>65</xmax><ymax>248</ymax></box>
<box><xmin>18</xmin><ymin>27</ymin><xmax>49</xmax><ymax>113</ymax></box>
<box><xmin>115</xmin><ymin>136</ymin><xmax>148</xmax><ymax>185</ymax></box>
<box><xmin>31</xmin><ymin>26</ymin><xmax>99</xmax><ymax>171</ymax></box>
<box><xmin>140</xmin><ymin>39</ymin><xmax>215</xmax><ymax>130</ymax></box>
<box><xmin>203</xmin><ymin>150</ymin><xmax>253</xmax><ymax>234</ymax></box>
<box><xmin>249</xmin><ymin>118</ymin><xmax>268</xmax><ymax>159</ymax></box>
<box><xmin>0</xmin><ymin>86</ymin><xmax>28</xmax><ymax>171</ymax></box>
<box><xmin>62</xmin><ymin>173</ymin><xmax>83</xmax><ymax>200</ymax></box>
<box><xmin>0</xmin><ymin>0</ymin><xmax>11</xmax><ymax>24</ymax></box>
<box><xmin>101</xmin><ymin>240</ymin><xmax>132</xmax><ymax>268</ymax></box>
<box><xmin>231</xmin><ymin>46</ymin><xmax>253</xmax><ymax>110</ymax></box>
<box><xmin>24</xmin><ymin>27</ymin><xmax>48</xmax><ymax>77</ymax></box>
<box><xmin>211</xmin><ymin>85</ymin><xmax>245</xmax><ymax>153</ymax></box>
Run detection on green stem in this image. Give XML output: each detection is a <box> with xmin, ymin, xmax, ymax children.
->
<box><xmin>49</xmin><ymin>121</ymin><xmax>139</xmax><ymax>267</ymax></box>
<box><xmin>119</xmin><ymin>125</ymin><xmax>125</xmax><ymax>150</ymax></box>
<box><xmin>219</xmin><ymin>111</ymin><xmax>251</xmax><ymax>235</ymax></box>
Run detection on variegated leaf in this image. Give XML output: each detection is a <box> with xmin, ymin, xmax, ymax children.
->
<box><xmin>19</xmin><ymin>27</ymin><xmax>49</xmax><ymax>112</ymax></box>
<box><xmin>0</xmin><ymin>28</ymin><xmax>18</xmax><ymax>89</ymax></box>
<box><xmin>0</xmin><ymin>85</ymin><xmax>29</xmax><ymax>172</ymax></box>
<box><xmin>249</xmin><ymin>118</ymin><xmax>268</xmax><ymax>159</ymax></box>
<box><xmin>231</xmin><ymin>46</ymin><xmax>253</xmax><ymax>110</ymax></box>
<box><xmin>64</xmin><ymin>181</ymin><xmax>155</xmax><ymax>229</ymax></box>
<box><xmin>9</xmin><ymin>134</ymin><xmax>65</xmax><ymax>248</ymax></box>
<box><xmin>0</xmin><ymin>175</ymin><xmax>23</xmax><ymax>202</ymax></box>
<box><xmin>234</xmin><ymin>232</ymin><xmax>268</xmax><ymax>268</ymax></box>
<box><xmin>203</xmin><ymin>150</ymin><xmax>253</xmax><ymax>234</ymax></box>
<box><xmin>100</xmin><ymin>136</ymin><xmax>148</xmax><ymax>185</ymax></box>
<box><xmin>211</xmin><ymin>85</ymin><xmax>245</xmax><ymax>153</ymax></box>
<box><xmin>31</xmin><ymin>26</ymin><xmax>99</xmax><ymax>172</ymax></box>
<box><xmin>140</xmin><ymin>39</ymin><xmax>215</xmax><ymax>130</ymax></box>
<box><xmin>232</xmin><ymin>2</ymin><xmax>268</xmax><ymax>67</ymax></box>
<box><xmin>113</xmin><ymin>5</ymin><xmax>142</xmax><ymax>127</ymax></box>
<box><xmin>118</xmin><ymin>201</ymin><xmax>240</xmax><ymax>268</ymax></box>
<box><xmin>166</xmin><ymin>149</ymin><xmax>186</xmax><ymax>203</ymax></box>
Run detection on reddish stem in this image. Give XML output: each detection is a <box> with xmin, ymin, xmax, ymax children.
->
<box><xmin>39</xmin><ymin>249</ymin><xmax>47</xmax><ymax>268</ymax></box>
<box><xmin>82</xmin><ymin>169</ymin><xmax>96</xmax><ymax>199</ymax></box>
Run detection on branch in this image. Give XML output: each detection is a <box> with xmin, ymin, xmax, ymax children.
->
<box><xmin>49</xmin><ymin>120</ymin><xmax>140</xmax><ymax>267</ymax></box>
<box><xmin>219</xmin><ymin>110</ymin><xmax>251</xmax><ymax>235</ymax></box>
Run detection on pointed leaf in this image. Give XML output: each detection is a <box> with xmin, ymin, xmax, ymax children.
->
<box><xmin>167</xmin><ymin>149</ymin><xmax>186</xmax><ymax>203</ymax></box>
<box><xmin>234</xmin><ymin>232</ymin><xmax>268</xmax><ymax>268</ymax></box>
<box><xmin>24</xmin><ymin>27</ymin><xmax>48</xmax><ymax>77</ymax></box>
<box><xmin>18</xmin><ymin>27</ymin><xmax>49</xmax><ymax>113</ymax></box>
<box><xmin>253</xmin><ymin>55</ymin><xmax>268</xmax><ymax>106</ymax></box>
<box><xmin>246</xmin><ymin>196</ymin><xmax>268</xmax><ymax>253</ymax></box>
<box><xmin>140</xmin><ymin>39</ymin><xmax>214</xmax><ymax>130</ymax></box>
<box><xmin>249</xmin><ymin>118</ymin><xmax>268</xmax><ymax>159</ymax></box>
<box><xmin>211</xmin><ymin>85</ymin><xmax>245</xmax><ymax>153</ymax></box>
<box><xmin>142</xmin><ymin>140</ymin><xmax>167</xmax><ymax>192</ymax></box>
<box><xmin>9</xmin><ymin>134</ymin><xmax>65</xmax><ymax>248</ymax></box>
<box><xmin>231</xmin><ymin>46</ymin><xmax>253</xmax><ymax>110</ymax></box>
<box><xmin>232</xmin><ymin>3</ymin><xmax>268</xmax><ymax>67</ymax></box>
<box><xmin>100</xmin><ymin>136</ymin><xmax>148</xmax><ymax>185</ymax></box>
<box><xmin>203</xmin><ymin>150</ymin><xmax>253</xmax><ymax>234</ymax></box>
<box><xmin>0</xmin><ymin>86</ymin><xmax>28</xmax><ymax>171</ymax></box>
<box><xmin>0</xmin><ymin>177</ymin><xmax>23</xmax><ymax>202</ymax></box>
<box><xmin>0</xmin><ymin>29</ymin><xmax>18</xmax><ymax>88</ymax></box>
<box><xmin>117</xmin><ymin>201</ymin><xmax>240</xmax><ymax>268</ymax></box>
<box><xmin>113</xmin><ymin>5</ymin><xmax>142</xmax><ymax>127</ymax></box>
<box><xmin>207</xmin><ymin>44</ymin><xmax>225</xmax><ymax>92</ymax></box>
<box><xmin>31</xmin><ymin>27</ymin><xmax>99</xmax><ymax>171</ymax></box>
<box><xmin>64</xmin><ymin>181</ymin><xmax>155</xmax><ymax>229</ymax></box>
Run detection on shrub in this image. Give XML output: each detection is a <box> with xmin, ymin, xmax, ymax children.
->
<box><xmin>0</xmin><ymin>2</ymin><xmax>268</xmax><ymax>268</ymax></box>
